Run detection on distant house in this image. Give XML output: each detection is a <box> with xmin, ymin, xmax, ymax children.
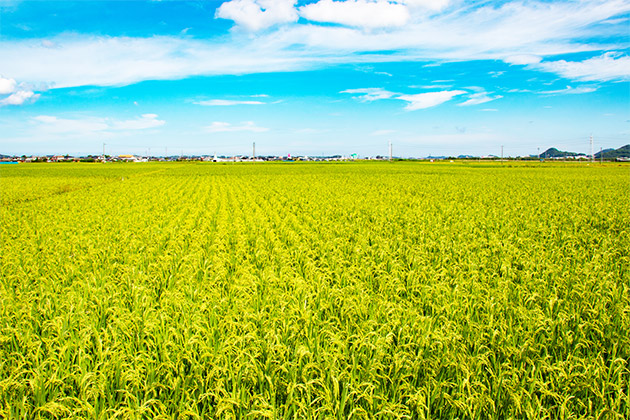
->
<box><xmin>50</xmin><ymin>155</ymin><xmax>73</xmax><ymax>162</ymax></box>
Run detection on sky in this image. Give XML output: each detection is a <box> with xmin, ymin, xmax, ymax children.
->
<box><xmin>0</xmin><ymin>0</ymin><xmax>628</xmax><ymax>157</ymax></box>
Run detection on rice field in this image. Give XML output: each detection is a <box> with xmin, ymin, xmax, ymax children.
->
<box><xmin>1</xmin><ymin>161</ymin><xmax>628</xmax><ymax>419</ymax></box>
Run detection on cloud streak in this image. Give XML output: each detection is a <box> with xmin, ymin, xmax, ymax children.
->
<box><xmin>458</xmin><ymin>92</ymin><xmax>503</xmax><ymax>106</ymax></box>
<box><xmin>340</xmin><ymin>88</ymin><xmax>396</xmax><ymax>102</ymax></box>
<box><xmin>534</xmin><ymin>52</ymin><xmax>630</xmax><ymax>82</ymax></box>
<box><xmin>32</xmin><ymin>114</ymin><xmax>165</xmax><ymax>135</ymax></box>
<box><xmin>205</xmin><ymin>121</ymin><xmax>269</xmax><ymax>132</ymax></box>
<box><xmin>398</xmin><ymin>90</ymin><xmax>466</xmax><ymax>110</ymax></box>
<box><xmin>342</xmin><ymin>87</ymin><xmax>493</xmax><ymax>109</ymax></box>
<box><xmin>194</xmin><ymin>99</ymin><xmax>266</xmax><ymax>106</ymax></box>
<box><xmin>541</xmin><ymin>85</ymin><xmax>598</xmax><ymax>95</ymax></box>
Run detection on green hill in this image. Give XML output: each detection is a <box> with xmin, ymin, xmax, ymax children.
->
<box><xmin>595</xmin><ymin>144</ymin><xmax>630</xmax><ymax>159</ymax></box>
<box><xmin>540</xmin><ymin>148</ymin><xmax>584</xmax><ymax>158</ymax></box>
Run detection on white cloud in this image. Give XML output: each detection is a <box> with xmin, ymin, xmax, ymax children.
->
<box><xmin>600</xmin><ymin>17</ymin><xmax>628</xmax><ymax>25</ymax></box>
<box><xmin>0</xmin><ymin>76</ymin><xmax>40</xmax><ymax>106</ymax></box>
<box><xmin>110</xmin><ymin>114</ymin><xmax>165</xmax><ymax>130</ymax></box>
<box><xmin>402</xmin><ymin>0</ymin><xmax>449</xmax><ymax>11</ymax></box>
<box><xmin>459</xmin><ymin>92</ymin><xmax>503</xmax><ymax>106</ymax></box>
<box><xmin>194</xmin><ymin>99</ymin><xmax>265</xmax><ymax>106</ymax></box>
<box><xmin>341</xmin><ymin>88</ymin><xmax>396</xmax><ymax>101</ymax></box>
<box><xmin>32</xmin><ymin>114</ymin><xmax>165</xmax><ymax>134</ymax></box>
<box><xmin>0</xmin><ymin>1</ymin><xmax>628</xmax><ymax>88</ymax></box>
<box><xmin>504</xmin><ymin>54</ymin><xmax>542</xmax><ymax>65</ymax></box>
<box><xmin>540</xmin><ymin>85</ymin><xmax>598</xmax><ymax>95</ymax></box>
<box><xmin>299</xmin><ymin>0</ymin><xmax>410</xmax><ymax>29</ymax></box>
<box><xmin>32</xmin><ymin>115</ymin><xmax>109</xmax><ymax>134</ymax></box>
<box><xmin>0</xmin><ymin>76</ymin><xmax>17</xmax><ymax>94</ymax></box>
<box><xmin>205</xmin><ymin>121</ymin><xmax>269</xmax><ymax>132</ymax></box>
<box><xmin>216</xmin><ymin>0</ymin><xmax>298</xmax><ymax>31</ymax></box>
<box><xmin>397</xmin><ymin>90</ymin><xmax>466</xmax><ymax>110</ymax></box>
<box><xmin>535</xmin><ymin>52</ymin><xmax>630</xmax><ymax>82</ymax></box>
<box><xmin>0</xmin><ymin>35</ymin><xmax>320</xmax><ymax>89</ymax></box>
<box><xmin>410</xmin><ymin>84</ymin><xmax>453</xmax><ymax>90</ymax></box>
<box><xmin>0</xmin><ymin>90</ymin><xmax>39</xmax><ymax>106</ymax></box>
<box><xmin>343</xmin><ymin>87</ymin><xmax>492</xmax><ymax>110</ymax></box>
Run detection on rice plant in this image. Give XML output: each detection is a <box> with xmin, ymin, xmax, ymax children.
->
<box><xmin>1</xmin><ymin>161</ymin><xmax>628</xmax><ymax>419</ymax></box>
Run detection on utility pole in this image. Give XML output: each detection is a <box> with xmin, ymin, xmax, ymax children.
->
<box><xmin>600</xmin><ymin>147</ymin><xmax>603</xmax><ymax>164</ymax></box>
<box><xmin>253</xmin><ymin>142</ymin><xmax>256</xmax><ymax>160</ymax></box>
<box><xmin>388</xmin><ymin>140</ymin><xmax>392</xmax><ymax>161</ymax></box>
<box><xmin>590</xmin><ymin>134</ymin><xmax>594</xmax><ymax>162</ymax></box>
<box><xmin>537</xmin><ymin>147</ymin><xmax>540</xmax><ymax>160</ymax></box>
<box><xmin>501</xmin><ymin>145</ymin><xmax>504</xmax><ymax>163</ymax></box>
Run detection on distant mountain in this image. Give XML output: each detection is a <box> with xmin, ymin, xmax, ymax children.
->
<box><xmin>595</xmin><ymin>148</ymin><xmax>615</xmax><ymax>157</ymax></box>
<box><xmin>540</xmin><ymin>147</ymin><xmax>585</xmax><ymax>158</ymax></box>
<box><xmin>595</xmin><ymin>144</ymin><xmax>630</xmax><ymax>159</ymax></box>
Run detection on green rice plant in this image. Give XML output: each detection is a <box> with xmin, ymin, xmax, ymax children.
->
<box><xmin>0</xmin><ymin>161</ymin><xmax>628</xmax><ymax>418</ymax></box>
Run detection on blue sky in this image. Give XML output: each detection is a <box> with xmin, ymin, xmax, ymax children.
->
<box><xmin>0</xmin><ymin>0</ymin><xmax>628</xmax><ymax>157</ymax></box>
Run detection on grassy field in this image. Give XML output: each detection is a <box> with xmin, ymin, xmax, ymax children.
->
<box><xmin>1</xmin><ymin>161</ymin><xmax>628</xmax><ymax>419</ymax></box>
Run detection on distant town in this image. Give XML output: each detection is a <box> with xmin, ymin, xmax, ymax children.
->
<box><xmin>1</xmin><ymin>145</ymin><xmax>629</xmax><ymax>163</ymax></box>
